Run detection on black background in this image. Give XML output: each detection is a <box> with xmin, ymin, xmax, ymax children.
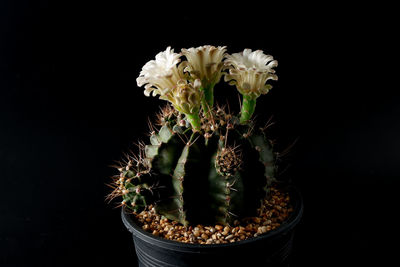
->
<box><xmin>1</xmin><ymin>1</ymin><xmax>399</xmax><ymax>266</ymax></box>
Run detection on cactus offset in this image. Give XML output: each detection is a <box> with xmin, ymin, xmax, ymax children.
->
<box><xmin>109</xmin><ymin>46</ymin><xmax>281</xmax><ymax>227</ymax></box>
<box><xmin>108</xmin><ymin>145</ymin><xmax>156</xmax><ymax>213</ymax></box>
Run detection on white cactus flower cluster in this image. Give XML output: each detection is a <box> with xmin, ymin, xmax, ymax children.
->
<box><xmin>136</xmin><ymin>45</ymin><xmax>278</xmax><ymax>117</ymax></box>
<box><xmin>224</xmin><ymin>49</ymin><xmax>278</xmax><ymax>99</ymax></box>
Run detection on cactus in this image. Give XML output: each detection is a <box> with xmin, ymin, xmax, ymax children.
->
<box><xmin>109</xmin><ymin>46</ymin><xmax>280</xmax><ymax>226</ymax></box>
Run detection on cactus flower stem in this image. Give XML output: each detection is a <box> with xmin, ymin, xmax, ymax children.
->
<box><xmin>200</xmin><ymin>84</ymin><xmax>214</xmax><ymax>115</ymax></box>
<box><xmin>186</xmin><ymin>113</ymin><xmax>202</xmax><ymax>132</ymax></box>
<box><xmin>240</xmin><ymin>95</ymin><xmax>257</xmax><ymax>124</ymax></box>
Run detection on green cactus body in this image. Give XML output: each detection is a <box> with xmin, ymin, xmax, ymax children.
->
<box><xmin>146</xmin><ymin>125</ymin><xmax>183</xmax><ymax>175</ymax></box>
<box><xmin>115</xmin><ymin>107</ymin><xmax>277</xmax><ymax>226</ymax></box>
<box><xmin>208</xmin><ymin>151</ymin><xmax>245</xmax><ymax>225</ymax></box>
<box><xmin>145</xmin><ymin>124</ymin><xmax>186</xmax><ymax>223</ymax></box>
<box><xmin>249</xmin><ymin>133</ymin><xmax>276</xmax><ymax>197</ymax></box>
<box><xmin>118</xmin><ymin>167</ymin><xmax>155</xmax><ymax>213</ymax></box>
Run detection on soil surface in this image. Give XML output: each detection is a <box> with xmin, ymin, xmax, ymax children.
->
<box><xmin>133</xmin><ymin>187</ymin><xmax>293</xmax><ymax>244</ymax></box>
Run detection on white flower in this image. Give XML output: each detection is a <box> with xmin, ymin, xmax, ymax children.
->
<box><xmin>136</xmin><ymin>47</ymin><xmax>186</xmax><ymax>97</ymax></box>
<box><xmin>181</xmin><ymin>45</ymin><xmax>227</xmax><ymax>88</ymax></box>
<box><xmin>224</xmin><ymin>49</ymin><xmax>278</xmax><ymax>99</ymax></box>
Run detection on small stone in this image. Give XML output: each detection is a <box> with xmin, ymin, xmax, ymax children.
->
<box><xmin>225</xmin><ymin>234</ymin><xmax>234</xmax><ymax>240</ymax></box>
<box><xmin>215</xmin><ymin>225</ymin><xmax>223</xmax><ymax>231</ymax></box>
<box><xmin>201</xmin><ymin>233</ymin><xmax>209</xmax><ymax>240</ymax></box>
<box><xmin>257</xmin><ymin>226</ymin><xmax>268</xmax><ymax>234</ymax></box>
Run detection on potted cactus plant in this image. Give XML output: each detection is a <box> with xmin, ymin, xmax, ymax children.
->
<box><xmin>108</xmin><ymin>45</ymin><xmax>303</xmax><ymax>267</ymax></box>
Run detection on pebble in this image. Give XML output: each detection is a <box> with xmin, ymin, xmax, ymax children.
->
<box><xmin>225</xmin><ymin>234</ymin><xmax>234</xmax><ymax>240</ymax></box>
<box><xmin>257</xmin><ymin>226</ymin><xmax>268</xmax><ymax>234</ymax></box>
<box><xmin>215</xmin><ymin>225</ymin><xmax>223</xmax><ymax>231</ymax></box>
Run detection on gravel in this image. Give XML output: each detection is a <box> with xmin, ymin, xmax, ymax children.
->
<box><xmin>133</xmin><ymin>187</ymin><xmax>293</xmax><ymax>244</ymax></box>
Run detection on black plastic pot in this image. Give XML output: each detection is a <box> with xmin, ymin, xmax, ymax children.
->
<box><xmin>122</xmin><ymin>186</ymin><xmax>303</xmax><ymax>267</ymax></box>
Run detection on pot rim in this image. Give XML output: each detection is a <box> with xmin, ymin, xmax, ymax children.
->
<box><xmin>121</xmin><ymin>185</ymin><xmax>303</xmax><ymax>249</ymax></box>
